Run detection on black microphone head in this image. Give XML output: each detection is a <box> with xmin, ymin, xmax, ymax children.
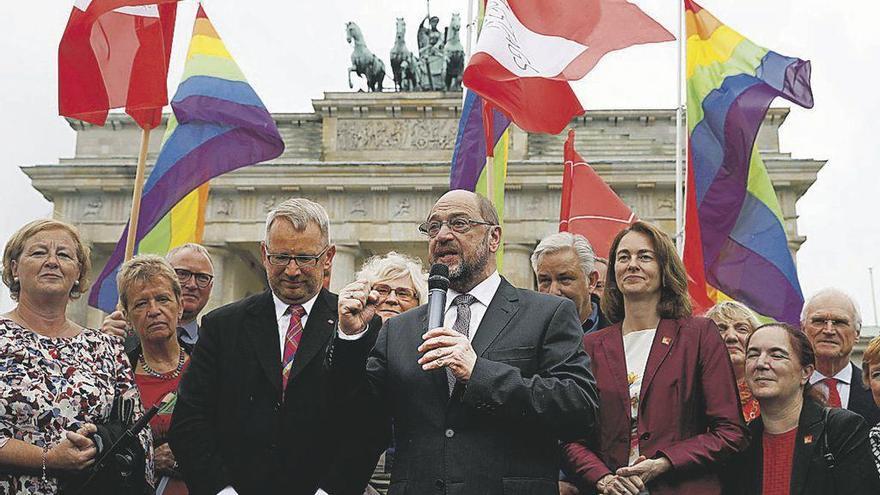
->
<box><xmin>428</xmin><ymin>264</ymin><xmax>449</xmax><ymax>291</ymax></box>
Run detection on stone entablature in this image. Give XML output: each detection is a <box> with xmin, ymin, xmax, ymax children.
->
<box><xmin>25</xmin><ymin>92</ymin><xmax>825</xmax><ymax>328</ymax></box>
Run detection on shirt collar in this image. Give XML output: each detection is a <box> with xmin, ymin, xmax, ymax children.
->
<box><xmin>583</xmin><ymin>301</ymin><xmax>600</xmax><ymax>332</ymax></box>
<box><xmin>272</xmin><ymin>290</ymin><xmax>320</xmax><ymax>322</ymax></box>
<box><xmin>446</xmin><ymin>271</ymin><xmax>501</xmax><ymax>311</ymax></box>
<box><xmin>178</xmin><ymin>319</ymin><xmax>199</xmax><ymax>341</ymax></box>
<box><xmin>810</xmin><ymin>363</ymin><xmax>853</xmax><ymax>385</ymax></box>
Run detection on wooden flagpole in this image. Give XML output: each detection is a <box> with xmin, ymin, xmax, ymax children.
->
<box><xmin>124</xmin><ymin>126</ymin><xmax>151</xmax><ymax>261</ymax></box>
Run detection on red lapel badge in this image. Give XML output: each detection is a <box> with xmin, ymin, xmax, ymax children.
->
<box><xmin>661</xmin><ymin>336</ymin><xmax>672</xmax><ymax>345</ymax></box>
<box><xmin>804</xmin><ymin>434</ymin><xmax>813</xmax><ymax>444</ymax></box>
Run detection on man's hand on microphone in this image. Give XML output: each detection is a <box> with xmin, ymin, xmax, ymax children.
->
<box><xmin>338</xmin><ymin>279</ymin><xmax>380</xmax><ymax>335</ymax></box>
<box><xmin>417</xmin><ymin>327</ymin><xmax>476</xmax><ymax>382</ymax></box>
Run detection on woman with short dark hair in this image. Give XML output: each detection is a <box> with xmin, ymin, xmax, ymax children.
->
<box><xmin>563</xmin><ymin>221</ymin><xmax>747</xmax><ymax>494</ymax></box>
<box><xmin>736</xmin><ymin>323</ymin><xmax>880</xmax><ymax>494</ymax></box>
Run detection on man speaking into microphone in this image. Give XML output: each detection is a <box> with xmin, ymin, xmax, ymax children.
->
<box><xmin>333</xmin><ymin>190</ymin><xmax>598</xmax><ymax>495</ymax></box>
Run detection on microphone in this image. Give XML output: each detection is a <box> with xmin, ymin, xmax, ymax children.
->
<box><xmin>427</xmin><ymin>264</ymin><xmax>449</xmax><ymax>330</ymax></box>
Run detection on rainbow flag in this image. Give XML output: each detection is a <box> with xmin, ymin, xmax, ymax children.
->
<box><xmin>682</xmin><ymin>0</ymin><xmax>813</xmax><ymax>325</ymax></box>
<box><xmin>89</xmin><ymin>5</ymin><xmax>284</xmax><ymax>312</ymax></box>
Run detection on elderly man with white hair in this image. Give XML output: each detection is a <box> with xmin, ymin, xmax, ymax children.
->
<box><xmin>802</xmin><ymin>288</ymin><xmax>880</xmax><ymax>425</ymax></box>
<box><xmin>531</xmin><ymin>232</ymin><xmax>609</xmax><ymax>334</ymax></box>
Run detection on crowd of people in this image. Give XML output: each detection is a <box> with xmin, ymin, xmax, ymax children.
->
<box><xmin>1</xmin><ymin>191</ymin><xmax>879</xmax><ymax>495</ymax></box>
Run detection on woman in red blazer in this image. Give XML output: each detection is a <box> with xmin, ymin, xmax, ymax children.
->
<box><xmin>563</xmin><ymin>221</ymin><xmax>748</xmax><ymax>494</ymax></box>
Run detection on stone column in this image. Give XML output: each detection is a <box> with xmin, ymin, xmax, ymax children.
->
<box><xmin>330</xmin><ymin>244</ymin><xmax>360</xmax><ymax>292</ymax></box>
<box><xmin>502</xmin><ymin>243</ymin><xmax>536</xmax><ymax>290</ymax></box>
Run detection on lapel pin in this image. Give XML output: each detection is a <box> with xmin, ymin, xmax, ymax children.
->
<box><xmin>328</xmin><ymin>319</ymin><xmax>335</xmax><ymax>325</ymax></box>
<box><xmin>661</xmin><ymin>336</ymin><xmax>672</xmax><ymax>345</ymax></box>
<box><xmin>803</xmin><ymin>434</ymin><xmax>813</xmax><ymax>444</ymax></box>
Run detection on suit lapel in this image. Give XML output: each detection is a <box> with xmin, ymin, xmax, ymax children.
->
<box><xmin>791</xmin><ymin>401</ymin><xmax>824</xmax><ymax>495</ymax></box>
<box><xmin>287</xmin><ymin>289</ymin><xmax>335</xmax><ymax>385</ymax></box>
<box><xmin>470</xmin><ymin>278</ymin><xmax>518</xmax><ymax>357</ymax></box>
<box><xmin>247</xmin><ymin>291</ymin><xmax>283</xmax><ymax>394</ymax></box>
<box><xmin>638</xmin><ymin>319</ymin><xmax>680</xmax><ymax>401</ymax></box>
<box><xmin>600</xmin><ymin>325</ymin><xmax>632</xmax><ymax>421</ymax></box>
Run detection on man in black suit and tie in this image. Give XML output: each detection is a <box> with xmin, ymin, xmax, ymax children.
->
<box><xmin>334</xmin><ymin>190</ymin><xmax>599</xmax><ymax>495</ymax></box>
<box><xmin>170</xmin><ymin>198</ymin><xmax>376</xmax><ymax>495</ymax></box>
<box><xmin>803</xmin><ymin>288</ymin><xmax>880</xmax><ymax>425</ymax></box>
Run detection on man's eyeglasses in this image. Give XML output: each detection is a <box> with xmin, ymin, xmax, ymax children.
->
<box><xmin>175</xmin><ymin>269</ymin><xmax>214</xmax><ymax>289</ymax></box>
<box><xmin>265</xmin><ymin>246</ymin><xmax>329</xmax><ymax>268</ymax></box>
<box><xmin>417</xmin><ymin>217</ymin><xmax>495</xmax><ymax>238</ymax></box>
<box><xmin>373</xmin><ymin>284</ymin><xmax>417</xmax><ymax>302</ymax></box>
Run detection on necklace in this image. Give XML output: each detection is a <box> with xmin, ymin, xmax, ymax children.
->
<box><xmin>140</xmin><ymin>347</ymin><xmax>186</xmax><ymax>380</ymax></box>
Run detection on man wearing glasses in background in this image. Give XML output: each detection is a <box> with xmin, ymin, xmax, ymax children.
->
<box><xmin>101</xmin><ymin>243</ymin><xmax>215</xmax><ymax>353</ymax></box>
<box><xmin>171</xmin><ymin>198</ymin><xmax>379</xmax><ymax>495</ymax></box>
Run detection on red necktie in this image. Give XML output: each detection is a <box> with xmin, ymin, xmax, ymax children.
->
<box><xmin>282</xmin><ymin>305</ymin><xmax>306</xmax><ymax>393</ymax></box>
<box><xmin>823</xmin><ymin>377</ymin><xmax>842</xmax><ymax>408</ymax></box>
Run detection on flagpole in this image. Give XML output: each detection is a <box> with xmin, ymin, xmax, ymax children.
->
<box><xmin>124</xmin><ymin>127</ymin><xmax>151</xmax><ymax>261</ymax></box>
<box><xmin>674</xmin><ymin>0</ymin><xmax>685</xmax><ymax>255</ymax></box>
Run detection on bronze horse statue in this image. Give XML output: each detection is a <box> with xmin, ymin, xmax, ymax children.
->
<box><xmin>390</xmin><ymin>18</ymin><xmax>418</xmax><ymax>92</ymax></box>
<box><xmin>444</xmin><ymin>13</ymin><xmax>465</xmax><ymax>91</ymax></box>
<box><xmin>346</xmin><ymin>21</ymin><xmax>385</xmax><ymax>92</ymax></box>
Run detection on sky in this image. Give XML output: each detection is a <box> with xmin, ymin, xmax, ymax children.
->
<box><xmin>0</xmin><ymin>0</ymin><xmax>878</xmax><ymax>325</ymax></box>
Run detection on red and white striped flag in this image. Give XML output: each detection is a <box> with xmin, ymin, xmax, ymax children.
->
<box><xmin>463</xmin><ymin>0</ymin><xmax>673</xmax><ymax>134</ymax></box>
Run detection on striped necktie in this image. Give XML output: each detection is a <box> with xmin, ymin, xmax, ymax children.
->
<box><xmin>447</xmin><ymin>294</ymin><xmax>476</xmax><ymax>395</ymax></box>
<box><xmin>282</xmin><ymin>304</ymin><xmax>307</xmax><ymax>393</ymax></box>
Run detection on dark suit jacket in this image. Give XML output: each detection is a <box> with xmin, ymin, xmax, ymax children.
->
<box><xmin>848</xmin><ymin>363</ymin><xmax>880</xmax><ymax>426</ymax></box>
<box><xmin>169</xmin><ymin>289</ymin><xmax>378</xmax><ymax>495</ymax></box>
<box><xmin>333</xmin><ymin>277</ymin><xmax>599</xmax><ymax>495</ymax></box>
<box><xmin>733</xmin><ymin>399</ymin><xmax>880</xmax><ymax>495</ymax></box>
<box><xmin>563</xmin><ymin>317</ymin><xmax>749</xmax><ymax>494</ymax></box>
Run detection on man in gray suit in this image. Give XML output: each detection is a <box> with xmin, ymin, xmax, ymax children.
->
<box><xmin>333</xmin><ymin>190</ymin><xmax>598</xmax><ymax>495</ymax></box>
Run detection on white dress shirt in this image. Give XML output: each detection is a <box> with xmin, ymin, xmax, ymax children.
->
<box><xmin>272</xmin><ymin>291</ymin><xmax>319</xmax><ymax>356</ymax></box>
<box><xmin>442</xmin><ymin>271</ymin><xmax>502</xmax><ymax>340</ymax></box>
<box><xmin>810</xmin><ymin>364</ymin><xmax>853</xmax><ymax>408</ymax></box>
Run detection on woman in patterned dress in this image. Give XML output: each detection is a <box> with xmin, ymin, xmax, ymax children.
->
<box><xmin>562</xmin><ymin>221</ymin><xmax>747</xmax><ymax>494</ymax></box>
<box><xmin>117</xmin><ymin>255</ymin><xmax>192</xmax><ymax>495</ymax></box>
<box><xmin>861</xmin><ymin>336</ymin><xmax>880</xmax><ymax>475</ymax></box>
<box><xmin>705</xmin><ymin>300</ymin><xmax>762</xmax><ymax>423</ymax></box>
<box><xmin>0</xmin><ymin>219</ymin><xmax>152</xmax><ymax>494</ymax></box>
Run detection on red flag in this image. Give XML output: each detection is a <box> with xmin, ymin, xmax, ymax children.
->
<box><xmin>463</xmin><ymin>0</ymin><xmax>674</xmax><ymax>134</ymax></box>
<box><xmin>59</xmin><ymin>0</ymin><xmax>178</xmax><ymax>129</ymax></box>
<box><xmin>560</xmin><ymin>129</ymin><xmax>635</xmax><ymax>258</ymax></box>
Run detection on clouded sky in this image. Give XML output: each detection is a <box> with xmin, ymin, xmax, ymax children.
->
<box><xmin>1</xmin><ymin>0</ymin><xmax>878</xmax><ymax>325</ymax></box>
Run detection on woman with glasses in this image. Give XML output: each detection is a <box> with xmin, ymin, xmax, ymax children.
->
<box><xmin>342</xmin><ymin>251</ymin><xmax>427</xmax><ymax>494</ymax></box>
<box><xmin>117</xmin><ymin>254</ymin><xmax>192</xmax><ymax>495</ymax></box>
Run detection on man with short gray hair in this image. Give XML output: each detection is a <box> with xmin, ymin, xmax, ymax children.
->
<box><xmin>802</xmin><ymin>288</ymin><xmax>880</xmax><ymax>424</ymax></box>
<box><xmin>531</xmin><ymin>232</ymin><xmax>609</xmax><ymax>334</ymax></box>
<box><xmin>171</xmin><ymin>198</ymin><xmax>375</xmax><ymax>495</ymax></box>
